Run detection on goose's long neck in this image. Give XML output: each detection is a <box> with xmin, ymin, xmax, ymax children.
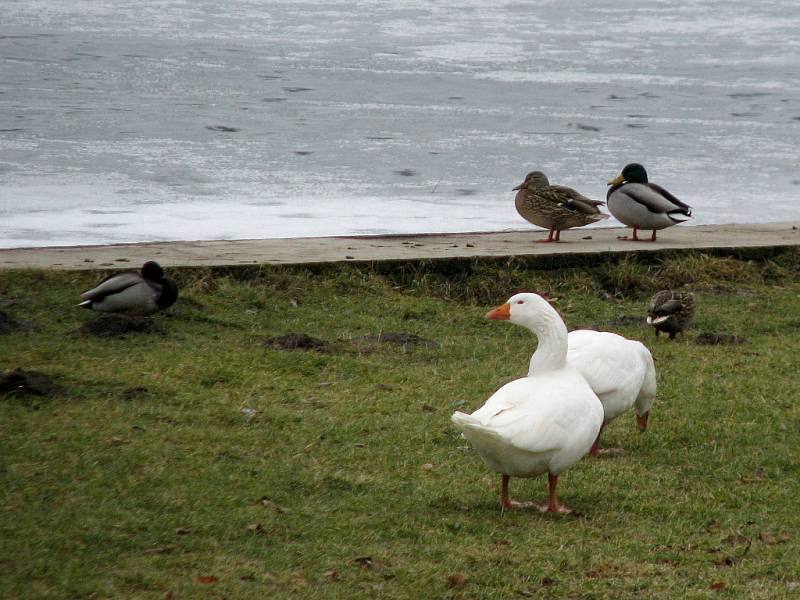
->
<box><xmin>521</xmin><ymin>306</ymin><xmax>569</xmax><ymax>374</ymax></box>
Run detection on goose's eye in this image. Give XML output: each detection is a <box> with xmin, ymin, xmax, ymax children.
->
<box><xmin>516</xmin><ymin>300</ymin><xmax>524</xmax><ymax>304</ymax></box>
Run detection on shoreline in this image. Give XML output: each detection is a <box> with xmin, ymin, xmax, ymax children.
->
<box><xmin>1</xmin><ymin>221</ymin><xmax>798</xmax><ymax>271</ymax></box>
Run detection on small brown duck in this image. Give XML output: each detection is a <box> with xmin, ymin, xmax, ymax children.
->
<box><xmin>513</xmin><ymin>171</ymin><xmax>608</xmax><ymax>242</ymax></box>
<box><xmin>647</xmin><ymin>290</ymin><xmax>695</xmax><ymax>339</ymax></box>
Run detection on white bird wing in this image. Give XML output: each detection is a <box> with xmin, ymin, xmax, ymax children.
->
<box><xmin>468</xmin><ymin>376</ymin><xmax>591</xmax><ymax>455</ymax></box>
<box><xmin>566</xmin><ymin>330</ymin><xmax>649</xmax><ymax>420</ymax></box>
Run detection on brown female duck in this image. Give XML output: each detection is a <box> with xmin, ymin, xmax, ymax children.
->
<box><xmin>513</xmin><ymin>171</ymin><xmax>608</xmax><ymax>242</ymax></box>
<box><xmin>646</xmin><ymin>290</ymin><xmax>695</xmax><ymax>339</ymax></box>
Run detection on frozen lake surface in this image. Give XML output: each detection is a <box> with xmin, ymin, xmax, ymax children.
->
<box><xmin>1</xmin><ymin>0</ymin><xmax>799</xmax><ymax>248</ymax></box>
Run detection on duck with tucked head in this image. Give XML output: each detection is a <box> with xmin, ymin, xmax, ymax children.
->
<box><xmin>79</xmin><ymin>260</ymin><xmax>178</xmax><ymax>316</ymax></box>
<box><xmin>607</xmin><ymin>163</ymin><xmax>692</xmax><ymax>242</ymax></box>
<box><xmin>451</xmin><ymin>293</ymin><xmax>603</xmax><ymax>513</ymax></box>
<box><xmin>513</xmin><ymin>171</ymin><xmax>608</xmax><ymax>243</ymax></box>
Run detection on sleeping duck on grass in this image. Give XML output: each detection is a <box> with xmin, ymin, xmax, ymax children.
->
<box><xmin>79</xmin><ymin>261</ymin><xmax>178</xmax><ymax>316</ymax></box>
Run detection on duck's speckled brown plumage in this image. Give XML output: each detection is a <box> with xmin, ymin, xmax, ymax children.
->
<box><xmin>513</xmin><ymin>171</ymin><xmax>608</xmax><ymax>242</ymax></box>
<box><xmin>647</xmin><ymin>290</ymin><xmax>695</xmax><ymax>339</ymax></box>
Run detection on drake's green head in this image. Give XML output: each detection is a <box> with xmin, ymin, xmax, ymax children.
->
<box><xmin>141</xmin><ymin>260</ymin><xmax>165</xmax><ymax>281</ymax></box>
<box><xmin>608</xmin><ymin>163</ymin><xmax>648</xmax><ymax>186</ymax></box>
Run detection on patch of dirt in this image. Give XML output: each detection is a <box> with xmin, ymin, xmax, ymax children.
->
<box><xmin>263</xmin><ymin>333</ymin><xmax>330</xmax><ymax>352</ymax></box>
<box><xmin>78</xmin><ymin>315</ymin><xmax>165</xmax><ymax>338</ymax></box>
<box><xmin>0</xmin><ymin>311</ymin><xmax>32</xmax><ymax>334</ymax></box>
<box><xmin>0</xmin><ymin>369</ymin><xmax>61</xmax><ymax>397</ymax></box>
<box><xmin>121</xmin><ymin>386</ymin><xmax>150</xmax><ymax>401</ymax></box>
<box><xmin>695</xmin><ymin>332</ymin><xmax>747</xmax><ymax>346</ymax></box>
<box><xmin>358</xmin><ymin>332</ymin><xmax>438</xmax><ymax>348</ymax></box>
<box><xmin>401</xmin><ymin>310</ymin><xmax>426</xmax><ymax>321</ymax></box>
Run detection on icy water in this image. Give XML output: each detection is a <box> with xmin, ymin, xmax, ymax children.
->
<box><xmin>1</xmin><ymin>0</ymin><xmax>799</xmax><ymax>248</ymax></box>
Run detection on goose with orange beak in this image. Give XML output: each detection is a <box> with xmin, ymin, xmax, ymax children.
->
<box><xmin>451</xmin><ymin>293</ymin><xmax>603</xmax><ymax>513</ymax></box>
<box><xmin>488</xmin><ymin>293</ymin><xmax>656</xmax><ymax>456</ymax></box>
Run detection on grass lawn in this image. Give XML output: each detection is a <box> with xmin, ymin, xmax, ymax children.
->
<box><xmin>1</xmin><ymin>250</ymin><xmax>799</xmax><ymax>599</ymax></box>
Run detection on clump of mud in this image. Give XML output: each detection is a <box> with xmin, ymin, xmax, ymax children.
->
<box><xmin>0</xmin><ymin>310</ymin><xmax>32</xmax><ymax>334</ymax></box>
<box><xmin>358</xmin><ymin>332</ymin><xmax>438</xmax><ymax>348</ymax></box>
<box><xmin>695</xmin><ymin>332</ymin><xmax>747</xmax><ymax>346</ymax></box>
<box><xmin>0</xmin><ymin>369</ymin><xmax>60</xmax><ymax>397</ymax></box>
<box><xmin>121</xmin><ymin>386</ymin><xmax>151</xmax><ymax>401</ymax></box>
<box><xmin>263</xmin><ymin>333</ymin><xmax>331</xmax><ymax>352</ymax></box>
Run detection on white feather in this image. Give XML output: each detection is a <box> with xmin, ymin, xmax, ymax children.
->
<box><xmin>565</xmin><ymin>330</ymin><xmax>657</xmax><ymax>423</ymax></box>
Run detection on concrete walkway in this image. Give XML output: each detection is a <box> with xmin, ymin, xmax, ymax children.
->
<box><xmin>1</xmin><ymin>222</ymin><xmax>798</xmax><ymax>270</ymax></box>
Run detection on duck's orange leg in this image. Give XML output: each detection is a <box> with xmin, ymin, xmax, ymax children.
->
<box><xmin>535</xmin><ymin>229</ymin><xmax>557</xmax><ymax>243</ymax></box>
<box><xmin>618</xmin><ymin>227</ymin><xmax>658</xmax><ymax>242</ymax></box>
<box><xmin>617</xmin><ymin>226</ymin><xmax>639</xmax><ymax>241</ymax></box>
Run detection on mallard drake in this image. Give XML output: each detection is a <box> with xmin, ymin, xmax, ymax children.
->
<box><xmin>606</xmin><ymin>163</ymin><xmax>692</xmax><ymax>242</ymax></box>
<box><xmin>451</xmin><ymin>293</ymin><xmax>603</xmax><ymax>513</ymax></box>
<box><xmin>79</xmin><ymin>261</ymin><xmax>178</xmax><ymax>316</ymax></box>
<box><xmin>513</xmin><ymin>171</ymin><xmax>608</xmax><ymax>242</ymax></box>
<box><xmin>647</xmin><ymin>290</ymin><xmax>695</xmax><ymax>339</ymax></box>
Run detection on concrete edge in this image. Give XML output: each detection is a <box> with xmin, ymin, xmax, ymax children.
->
<box><xmin>1</xmin><ymin>222</ymin><xmax>798</xmax><ymax>271</ymax></box>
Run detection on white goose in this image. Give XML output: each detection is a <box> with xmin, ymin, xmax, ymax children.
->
<box><xmin>565</xmin><ymin>330</ymin><xmax>656</xmax><ymax>455</ymax></box>
<box><xmin>451</xmin><ymin>293</ymin><xmax>603</xmax><ymax>513</ymax></box>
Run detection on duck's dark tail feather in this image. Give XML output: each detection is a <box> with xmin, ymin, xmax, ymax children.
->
<box><xmin>668</xmin><ymin>208</ymin><xmax>691</xmax><ymax>223</ymax></box>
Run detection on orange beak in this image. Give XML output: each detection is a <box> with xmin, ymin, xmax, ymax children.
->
<box><xmin>486</xmin><ymin>303</ymin><xmax>511</xmax><ymax>321</ymax></box>
<box><xmin>637</xmin><ymin>411</ymin><xmax>650</xmax><ymax>432</ymax></box>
